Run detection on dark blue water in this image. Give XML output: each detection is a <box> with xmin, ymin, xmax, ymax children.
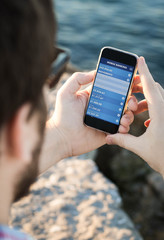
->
<box><xmin>54</xmin><ymin>0</ymin><xmax>164</xmax><ymax>86</ymax></box>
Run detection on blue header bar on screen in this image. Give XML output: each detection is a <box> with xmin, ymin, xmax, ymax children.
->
<box><xmin>100</xmin><ymin>58</ymin><xmax>134</xmax><ymax>72</ymax></box>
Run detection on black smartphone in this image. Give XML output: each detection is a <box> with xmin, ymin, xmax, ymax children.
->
<box><xmin>84</xmin><ymin>46</ymin><xmax>138</xmax><ymax>134</ymax></box>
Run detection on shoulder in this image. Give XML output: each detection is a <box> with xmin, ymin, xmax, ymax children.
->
<box><xmin>0</xmin><ymin>224</ymin><xmax>34</xmax><ymax>240</ymax></box>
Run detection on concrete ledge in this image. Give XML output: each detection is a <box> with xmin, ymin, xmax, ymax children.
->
<box><xmin>10</xmin><ymin>156</ymin><xmax>142</xmax><ymax>240</ymax></box>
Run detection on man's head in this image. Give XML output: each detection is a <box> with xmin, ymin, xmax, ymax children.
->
<box><xmin>0</xmin><ymin>0</ymin><xmax>56</xmax><ymax>205</ymax></box>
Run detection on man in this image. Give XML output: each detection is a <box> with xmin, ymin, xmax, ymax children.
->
<box><xmin>0</xmin><ymin>0</ymin><xmax>162</xmax><ymax>239</ymax></box>
<box><xmin>0</xmin><ymin>0</ymin><xmax>136</xmax><ymax>239</ymax></box>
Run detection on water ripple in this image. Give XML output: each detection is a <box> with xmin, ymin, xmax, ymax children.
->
<box><xmin>54</xmin><ymin>0</ymin><xmax>164</xmax><ymax>85</ymax></box>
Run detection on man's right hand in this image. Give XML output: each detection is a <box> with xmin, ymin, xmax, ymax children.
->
<box><xmin>106</xmin><ymin>57</ymin><xmax>164</xmax><ymax>177</ymax></box>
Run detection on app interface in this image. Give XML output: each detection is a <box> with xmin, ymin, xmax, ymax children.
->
<box><xmin>86</xmin><ymin>57</ymin><xmax>134</xmax><ymax>125</ymax></box>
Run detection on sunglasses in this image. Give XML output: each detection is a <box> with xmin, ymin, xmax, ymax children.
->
<box><xmin>47</xmin><ymin>46</ymin><xmax>70</xmax><ymax>89</ymax></box>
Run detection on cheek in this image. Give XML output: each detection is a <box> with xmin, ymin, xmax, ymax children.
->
<box><xmin>43</xmin><ymin>85</ymin><xmax>50</xmax><ymax>115</ymax></box>
<box><xmin>13</xmin><ymin>136</ymin><xmax>43</xmax><ymax>202</ymax></box>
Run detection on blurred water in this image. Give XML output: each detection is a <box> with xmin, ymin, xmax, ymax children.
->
<box><xmin>54</xmin><ymin>0</ymin><xmax>164</xmax><ymax>86</ymax></box>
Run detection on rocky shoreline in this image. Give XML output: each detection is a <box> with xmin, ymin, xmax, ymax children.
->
<box><xmin>10</xmin><ymin>156</ymin><xmax>142</xmax><ymax>240</ymax></box>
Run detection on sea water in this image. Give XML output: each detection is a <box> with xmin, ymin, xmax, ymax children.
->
<box><xmin>54</xmin><ymin>0</ymin><xmax>164</xmax><ymax>86</ymax></box>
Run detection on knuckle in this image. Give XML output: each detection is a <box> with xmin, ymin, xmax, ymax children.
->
<box><xmin>124</xmin><ymin>110</ymin><xmax>134</xmax><ymax>123</ymax></box>
<box><xmin>72</xmin><ymin>72</ymin><xmax>83</xmax><ymax>79</ymax></box>
<box><xmin>155</xmin><ymin>82</ymin><xmax>160</xmax><ymax>88</ymax></box>
<box><xmin>155</xmin><ymin>82</ymin><xmax>162</xmax><ymax>92</ymax></box>
<box><xmin>57</xmin><ymin>87</ymin><xmax>65</xmax><ymax>98</ymax></box>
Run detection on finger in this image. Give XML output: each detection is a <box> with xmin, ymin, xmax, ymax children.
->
<box><xmin>120</xmin><ymin>110</ymin><xmax>134</xmax><ymax>128</ymax></box>
<box><xmin>133</xmin><ymin>75</ymin><xmax>141</xmax><ymax>85</ymax></box>
<box><xmin>132</xmin><ymin>83</ymin><xmax>143</xmax><ymax>94</ymax></box>
<box><xmin>138</xmin><ymin>57</ymin><xmax>162</xmax><ymax>105</ymax></box>
<box><xmin>83</xmin><ymin>84</ymin><xmax>92</xmax><ymax>95</ymax></box>
<box><xmin>64</xmin><ymin>71</ymin><xmax>96</xmax><ymax>95</ymax></box>
<box><xmin>156</xmin><ymin>82</ymin><xmax>164</xmax><ymax>99</ymax></box>
<box><xmin>106</xmin><ymin>133</ymin><xmax>141</xmax><ymax>155</ymax></box>
<box><xmin>127</xmin><ymin>95</ymin><xmax>138</xmax><ymax>112</ymax></box>
<box><xmin>118</xmin><ymin>125</ymin><xmax>130</xmax><ymax>134</ymax></box>
<box><xmin>144</xmin><ymin>119</ymin><xmax>151</xmax><ymax>128</ymax></box>
<box><xmin>134</xmin><ymin>99</ymin><xmax>148</xmax><ymax>115</ymax></box>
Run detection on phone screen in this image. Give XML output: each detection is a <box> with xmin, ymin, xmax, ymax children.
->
<box><xmin>84</xmin><ymin>47</ymin><xmax>137</xmax><ymax>134</ymax></box>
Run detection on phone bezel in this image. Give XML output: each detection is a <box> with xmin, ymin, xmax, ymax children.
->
<box><xmin>84</xmin><ymin>46</ymin><xmax>138</xmax><ymax>134</ymax></box>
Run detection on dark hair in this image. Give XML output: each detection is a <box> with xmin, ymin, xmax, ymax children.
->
<box><xmin>0</xmin><ymin>0</ymin><xmax>56</xmax><ymax>128</ymax></box>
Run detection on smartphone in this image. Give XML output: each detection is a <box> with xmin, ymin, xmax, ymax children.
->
<box><xmin>84</xmin><ymin>47</ymin><xmax>138</xmax><ymax>134</ymax></box>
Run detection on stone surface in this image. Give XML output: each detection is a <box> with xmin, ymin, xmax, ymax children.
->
<box><xmin>147</xmin><ymin>172</ymin><xmax>164</xmax><ymax>201</ymax></box>
<box><xmin>10</xmin><ymin>157</ymin><xmax>142</xmax><ymax>240</ymax></box>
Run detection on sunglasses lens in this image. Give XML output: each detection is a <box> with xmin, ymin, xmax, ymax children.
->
<box><xmin>47</xmin><ymin>47</ymin><xmax>70</xmax><ymax>88</ymax></box>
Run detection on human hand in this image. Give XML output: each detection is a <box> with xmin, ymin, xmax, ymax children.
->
<box><xmin>106</xmin><ymin>57</ymin><xmax>164</xmax><ymax>177</ymax></box>
<box><xmin>50</xmin><ymin>71</ymin><xmax>137</xmax><ymax>157</ymax></box>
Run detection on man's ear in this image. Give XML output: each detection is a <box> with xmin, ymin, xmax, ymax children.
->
<box><xmin>6</xmin><ymin>104</ymin><xmax>36</xmax><ymax>164</ymax></box>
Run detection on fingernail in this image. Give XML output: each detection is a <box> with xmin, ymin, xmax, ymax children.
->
<box><xmin>140</xmin><ymin>56</ymin><xmax>145</xmax><ymax>63</ymax></box>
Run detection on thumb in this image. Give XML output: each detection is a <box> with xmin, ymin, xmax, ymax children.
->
<box><xmin>106</xmin><ymin>133</ymin><xmax>141</xmax><ymax>154</ymax></box>
<box><xmin>64</xmin><ymin>71</ymin><xmax>95</xmax><ymax>95</ymax></box>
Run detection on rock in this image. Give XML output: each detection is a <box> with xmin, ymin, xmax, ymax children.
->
<box><xmin>10</xmin><ymin>157</ymin><xmax>142</xmax><ymax>240</ymax></box>
<box><xmin>147</xmin><ymin>172</ymin><xmax>164</xmax><ymax>201</ymax></box>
